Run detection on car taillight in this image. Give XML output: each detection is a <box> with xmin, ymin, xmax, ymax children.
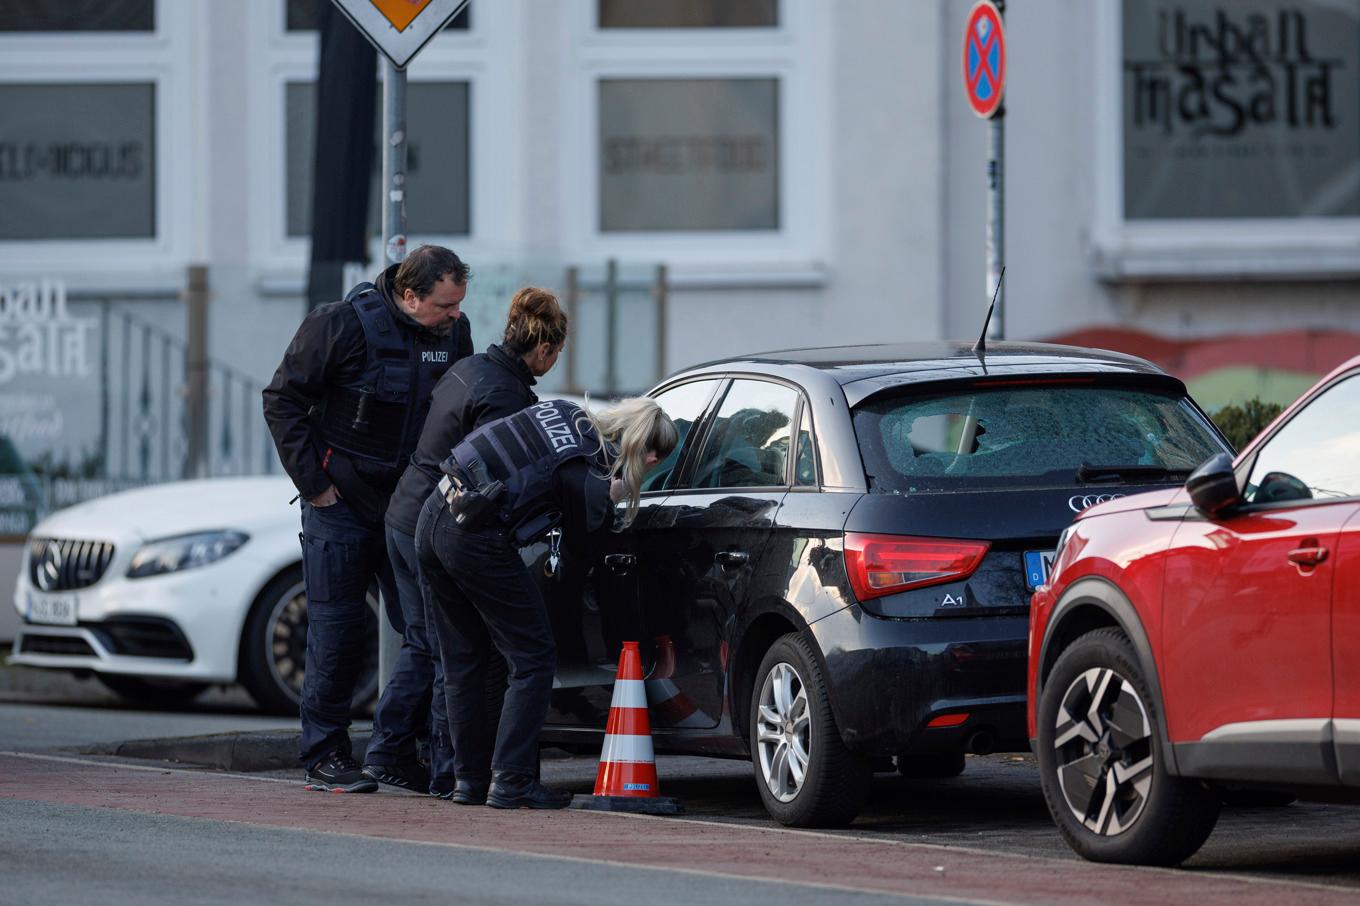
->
<box><xmin>843</xmin><ymin>532</ymin><xmax>990</xmax><ymax>601</ymax></box>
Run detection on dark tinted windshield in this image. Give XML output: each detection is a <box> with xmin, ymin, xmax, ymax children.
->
<box><xmin>853</xmin><ymin>385</ymin><xmax>1225</xmax><ymax>493</ymax></box>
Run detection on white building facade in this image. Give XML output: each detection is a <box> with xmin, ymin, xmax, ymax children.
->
<box><xmin>0</xmin><ymin>0</ymin><xmax>1358</xmax><ymax>510</ymax></box>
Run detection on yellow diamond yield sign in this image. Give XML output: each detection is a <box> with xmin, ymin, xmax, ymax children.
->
<box><xmin>330</xmin><ymin>0</ymin><xmax>469</xmax><ymax>69</ymax></box>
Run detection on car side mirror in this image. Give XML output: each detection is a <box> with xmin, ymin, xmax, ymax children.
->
<box><xmin>1186</xmin><ymin>453</ymin><xmax>1243</xmax><ymax>516</ymax></box>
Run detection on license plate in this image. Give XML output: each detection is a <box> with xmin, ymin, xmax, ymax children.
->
<box><xmin>1023</xmin><ymin>550</ymin><xmax>1057</xmax><ymax>591</ymax></box>
<box><xmin>27</xmin><ymin>591</ymin><xmax>79</xmax><ymax>625</ymax></box>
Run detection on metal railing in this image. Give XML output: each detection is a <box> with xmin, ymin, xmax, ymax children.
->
<box><xmin>2</xmin><ymin>258</ymin><xmax>672</xmax><ymax>537</ymax></box>
<box><xmin>97</xmin><ymin>304</ymin><xmax>274</xmax><ymax>485</ymax></box>
<box><xmin>455</xmin><ymin>259</ymin><xmax>671</xmax><ymax>399</ymax></box>
<box><xmin>0</xmin><ymin>270</ymin><xmax>275</xmax><ymax>537</ymax></box>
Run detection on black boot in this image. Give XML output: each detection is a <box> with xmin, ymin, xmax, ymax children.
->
<box><xmin>438</xmin><ymin>778</ymin><xmax>490</xmax><ymax>805</ymax></box>
<box><xmin>486</xmin><ymin>770</ymin><xmax>571</xmax><ymax>809</ymax></box>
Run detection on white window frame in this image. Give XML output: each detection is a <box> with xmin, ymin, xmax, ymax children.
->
<box><xmin>1092</xmin><ymin>2</ymin><xmax>1360</xmax><ymax>281</ymax></box>
<box><xmin>248</xmin><ymin>0</ymin><xmax>521</xmax><ymax>288</ymax></box>
<box><xmin>0</xmin><ymin>0</ymin><xmax>197</xmax><ymax>292</ymax></box>
<box><xmin>562</xmin><ymin>0</ymin><xmax>831</xmax><ymax>280</ymax></box>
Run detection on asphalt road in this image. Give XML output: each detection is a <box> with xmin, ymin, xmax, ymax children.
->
<box><xmin>1</xmin><ymin>797</ymin><xmax>939</xmax><ymax>906</ymax></box>
<box><xmin>6</xmin><ymin>752</ymin><xmax>1354</xmax><ymax>906</ymax></box>
<box><xmin>4</xmin><ymin>655</ymin><xmax>1360</xmax><ymax>903</ymax></box>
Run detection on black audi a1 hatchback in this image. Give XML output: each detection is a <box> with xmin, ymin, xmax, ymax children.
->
<box><xmin>534</xmin><ymin>342</ymin><xmax>1231</xmax><ymax>827</ymax></box>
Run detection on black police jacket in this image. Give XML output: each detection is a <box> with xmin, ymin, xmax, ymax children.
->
<box><xmin>262</xmin><ymin>263</ymin><xmax>474</xmax><ymax>524</ymax></box>
<box><xmin>385</xmin><ymin>343</ymin><xmax>536</xmax><ymax>536</ymax></box>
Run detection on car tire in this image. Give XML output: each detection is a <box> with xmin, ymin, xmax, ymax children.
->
<box><xmin>1037</xmin><ymin>628</ymin><xmax>1219</xmax><ymax>865</ymax></box>
<box><xmin>897</xmin><ymin>750</ymin><xmax>966</xmax><ymax>779</ymax></box>
<box><xmin>750</xmin><ymin>633</ymin><xmax>871</xmax><ymax>827</ymax></box>
<box><xmin>96</xmin><ymin>675</ymin><xmax>208</xmax><ymax>708</ymax></box>
<box><xmin>238</xmin><ymin>565</ymin><xmax>381</xmax><ymax>716</ymax></box>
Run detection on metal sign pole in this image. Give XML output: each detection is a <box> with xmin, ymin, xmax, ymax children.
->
<box><xmin>965</xmin><ymin>0</ymin><xmax>1006</xmax><ymax>342</ymax></box>
<box><xmin>987</xmin><ymin>108</ymin><xmax>1004</xmax><ymax>341</ymax></box>
<box><xmin>985</xmin><ymin>0</ymin><xmax>1005</xmax><ymax>341</ymax></box>
<box><xmin>381</xmin><ymin>61</ymin><xmax>408</xmax><ymax>270</ymax></box>
<box><xmin>378</xmin><ymin>58</ymin><xmax>407</xmax><ymax>692</ymax></box>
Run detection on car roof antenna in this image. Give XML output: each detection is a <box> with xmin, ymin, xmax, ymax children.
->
<box><xmin>971</xmin><ymin>266</ymin><xmax>1006</xmax><ymax>371</ymax></box>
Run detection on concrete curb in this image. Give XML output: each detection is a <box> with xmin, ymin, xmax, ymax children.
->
<box><xmin>81</xmin><ymin>730</ymin><xmax>370</xmax><ymax>773</ymax></box>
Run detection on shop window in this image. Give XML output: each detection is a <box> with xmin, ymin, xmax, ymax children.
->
<box><xmin>0</xmin><ymin>0</ymin><xmax>153</xmax><ymax>31</ymax></box>
<box><xmin>284</xmin><ymin>0</ymin><xmax>468</xmax><ymax>32</ymax></box>
<box><xmin>598</xmin><ymin>0</ymin><xmax>776</xmax><ymax>29</ymax></box>
<box><xmin>0</xmin><ymin>82</ymin><xmax>156</xmax><ymax>240</ymax></box>
<box><xmin>1122</xmin><ymin>0</ymin><xmax>1360</xmax><ymax>220</ymax></box>
<box><xmin>598</xmin><ymin>77</ymin><xmax>779</xmax><ymax>232</ymax></box>
<box><xmin>284</xmin><ymin>80</ymin><xmax>470</xmax><ymax>237</ymax></box>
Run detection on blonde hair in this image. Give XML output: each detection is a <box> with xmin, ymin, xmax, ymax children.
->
<box><xmin>577</xmin><ymin>397</ymin><xmax>678</xmax><ymax>529</ymax></box>
<box><xmin>503</xmin><ymin>287</ymin><xmax>568</xmax><ymax>356</ymax></box>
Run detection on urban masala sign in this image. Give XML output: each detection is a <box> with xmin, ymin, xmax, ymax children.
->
<box><xmin>1122</xmin><ymin>0</ymin><xmax>1360</xmax><ymax>219</ymax></box>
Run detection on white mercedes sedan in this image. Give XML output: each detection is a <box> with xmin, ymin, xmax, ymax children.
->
<box><xmin>10</xmin><ymin>476</ymin><xmax>371</xmax><ymax>712</ymax></box>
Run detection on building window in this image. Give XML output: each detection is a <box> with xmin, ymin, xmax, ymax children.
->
<box><xmin>598</xmin><ymin>0</ymin><xmax>776</xmax><ymax>29</ymax></box>
<box><xmin>284</xmin><ymin>0</ymin><xmax>468</xmax><ymax>32</ymax></box>
<box><xmin>571</xmin><ymin>0</ymin><xmax>827</xmax><ymax>270</ymax></box>
<box><xmin>284</xmin><ymin>80</ymin><xmax>470</xmax><ymax>237</ymax></box>
<box><xmin>598</xmin><ymin>77</ymin><xmax>779</xmax><ymax>231</ymax></box>
<box><xmin>1122</xmin><ymin>0</ymin><xmax>1360</xmax><ymax>220</ymax></box>
<box><xmin>0</xmin><ymin>82</ymin><xmax>156</xmax><ymax>240</ymax></box>
<box><xmin>0</xmin><ymin>0</ymin><xmax>154</xmax><ymax>32</ymax></box>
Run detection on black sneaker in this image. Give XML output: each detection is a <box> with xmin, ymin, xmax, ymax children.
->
<box><xmin>361</xmin><ymin>759</ymin><xmax>429</xmax><ymax>793</ymax></box>
<box><xmin>486</xmin><ymin>771</ymin><xmax>571</xmax><ymax>809</ymax></box>
<box><xmin>304</xmin><ymin>752</ymin><xmax>378</xmax><ymax>793</ymax></box>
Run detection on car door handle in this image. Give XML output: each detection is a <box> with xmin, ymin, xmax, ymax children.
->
<box><xmin>1288</xmin><ymin>545</ymin><xmax>1329</xmax><ymax>568</ymax></box>
<box><xmin>604</xmin><ymin>553</ymin><xmax>636</xmax><ymax>575</ymax></box>
<box><xmin>714</xmin><ymin>550</ymin><xmax>750</xmax><ymax>568</ymax></box>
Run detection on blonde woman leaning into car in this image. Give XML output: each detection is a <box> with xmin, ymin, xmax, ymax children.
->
<box><xmin>416</xmin><ymin>396</ymin><xmax>677</xmax><ymax>808</ymax></box>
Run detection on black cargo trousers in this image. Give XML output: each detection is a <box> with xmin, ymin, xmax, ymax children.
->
<box><xmin>298</xmin><ymin>498</ymin><xmax>400</xmax><ymax>768</ymax></box>
<box><xmin>414</xmin><ymin>492</ymin><xmax>555</xmax><ymax>782</ymax></box>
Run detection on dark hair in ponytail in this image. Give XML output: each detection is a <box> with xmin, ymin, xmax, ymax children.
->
<box><xmin>502</xmin><ymin>287</ymin><xmax>568</xmax><ymax>356</ymax></box>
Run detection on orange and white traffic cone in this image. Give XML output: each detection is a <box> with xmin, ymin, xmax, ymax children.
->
<box><xmin>569</xmin><ymin>640</ymin><xmax>681</xmax><ymax>815</ymax></box>
<box><xmin>646</xmin><ymin>635</ymin><xmax>713</xmax><ymax>729</ymax></box>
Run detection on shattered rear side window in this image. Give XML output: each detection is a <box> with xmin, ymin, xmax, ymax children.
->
<box><xmin>852</xmin><ymin>385</ymin><xmax>1224</xmax><ymax>493</ymax></box>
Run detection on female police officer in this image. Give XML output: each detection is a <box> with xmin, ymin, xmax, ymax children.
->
<box><xmin>363</xmin><ymin>288</ymin><xmax>568</xmax><ymax>795</ymax></box>
<box><xmin>416</xmin><ymin>397</ymin><xmax>677</xmax><ymax>808</ymax></box>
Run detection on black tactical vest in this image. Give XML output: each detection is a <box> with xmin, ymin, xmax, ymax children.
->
<box><xmin>317</xmin><ymin>283</ymin><xmax>457</xmax><ymax>470</ymax></box>
<box><xmin>446</xmin><ymin>399</ymin><xmax>604</xmax><ymax>544</ymax></box>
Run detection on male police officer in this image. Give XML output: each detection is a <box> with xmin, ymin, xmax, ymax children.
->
<box><xmin>263</xmin><ymin>245</ymin><xmax>471</xmax><ymax>792</ymax></box>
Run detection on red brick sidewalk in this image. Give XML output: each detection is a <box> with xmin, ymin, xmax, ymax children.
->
<box><xmin>0</xmin><ymin>752</ymin><xmax>1347</xmax><ymax>906</ymax></box>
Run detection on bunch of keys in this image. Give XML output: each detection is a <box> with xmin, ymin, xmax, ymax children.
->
<box><xmin>544</xmin><ymin>528</ymin><xmax>562</xmax><ymax>579</ymax></box>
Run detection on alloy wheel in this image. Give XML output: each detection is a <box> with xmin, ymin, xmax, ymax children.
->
<box><xmin>264</xmin><ymin>581</ymin><xmax>380</xmax><ymax>706</ymax></box>
<box><xmin>756</xmin><ymin>661</ymin><xmax>812</xmax><ymax>802</ymax></box>
<box><xmin>265</xmin><ymin>578</ymin><xmax>309</xmax><ymax>703</ymax></box>
<box><xmin>1052</xmin><ymin>666</ymin><xmax>1154</xmax><ymax>835</ymax></box>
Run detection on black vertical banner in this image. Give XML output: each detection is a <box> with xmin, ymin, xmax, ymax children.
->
<box><xmin>306</xmin><ymin>1</ymin><xmax>377</xmax><ymax>310</ymax></box>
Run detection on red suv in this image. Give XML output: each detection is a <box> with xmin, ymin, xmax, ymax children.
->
<box><xmin>1028</xmin><ymin>355</ymin><xmax>1360</xmax><ymax>865</ymax></box>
